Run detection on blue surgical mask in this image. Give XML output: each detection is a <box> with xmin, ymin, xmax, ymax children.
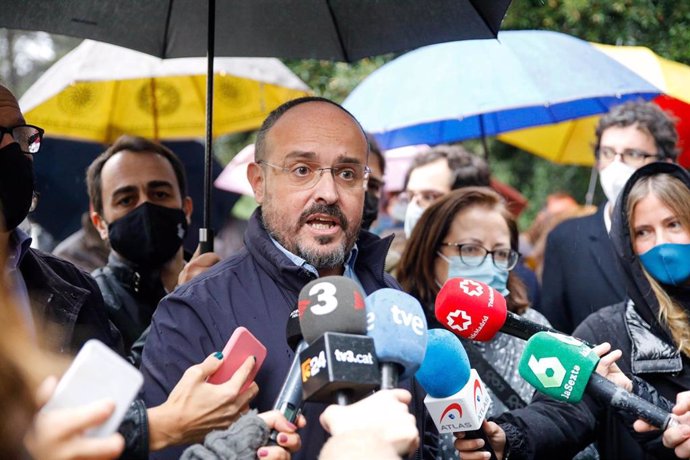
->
<box><xmin>639</xmin><ymin>243</ymin><xmax>690</xmax><ymax>286</ymax></box>
<box><xmin>437</xmin><ymin>252</ymin><xmax>510</xmax><ymax>296</ymax></box>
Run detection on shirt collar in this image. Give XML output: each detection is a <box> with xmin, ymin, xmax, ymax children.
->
<box><xmin>269</xmin><ymin>236</ymin><xmax>359</xmax><ymax>278</ymax></box>
<box><xmin>7</xmin><ymin>227</ymin><xmax>32</xmax><ymax>270</ymax></box>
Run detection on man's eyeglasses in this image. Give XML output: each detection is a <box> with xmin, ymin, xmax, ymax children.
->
<box><xmin>440</xmin><ymin>242</ymin><xmax>520</xmax><ymax>270</ymax></box>
<box><xmin>0</xmin><ymin>125</ymin><xmax>45</xmax><ymax>154</ymax></box>
<box><xmin>598</xmin><ymin>147</ymin><xmax>659</xmax><ymax>167</ymax></box>
<box><xmin>398</xmin><ymin>189</ymin><xmax>445</xmax><ymax>208</ymax></box>
<box><xmin>258</xmin><ymin>160</ymin><xmax>371</xmax><ymax>190</ymax></box>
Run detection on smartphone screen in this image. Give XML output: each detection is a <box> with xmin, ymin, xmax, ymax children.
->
<box><xmin>207</xmin><ymin>326</ymin><xmax>267</xmax><ymax>392</ymax></box>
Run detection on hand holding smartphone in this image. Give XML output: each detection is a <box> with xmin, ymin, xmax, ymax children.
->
<box><xmin>41</xmin><ymin>340</ymin><xmax>143</xmax><ymax>437</ymax></box>
<box><xmin>207</xmin><ymin>326</ymin><xmax>267</xmax><ymax>392</ymax></box>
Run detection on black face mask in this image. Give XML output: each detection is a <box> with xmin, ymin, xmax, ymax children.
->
<box><xmin>0</xmin><ymin>142</ymin><xmax>34</xmax><ymax>231</ymax></box>
<box><xmin>361</xmin><ymin>191</ymin><xmax>380</xmax><ymax>230</ymax></box>
<box><xmin>107</xmin><ymin>202</ymin><xmax>188</xmax><ymax>268</ymax></box>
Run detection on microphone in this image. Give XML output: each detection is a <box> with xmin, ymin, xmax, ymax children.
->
<box><xmin>365</xmin><ymin>288</ymin><xmax>428</xmax><ymax>389</ymax></box>
<box><xmin>297</xmin><ymin>276</ymin><xmax>380</xmax><ymax>405</ymax></box>
<box><xmin>269</xmin><ymin>309</ymin><xmax>307</xmax><ymax>447</ymax></box>
<box><xmin>435</xmin><ymin>277</ymin><xmax>583</xmax><ymax>343</ymax></box>
<box><xmin>519</xmin><ymin>331</ymin><xmax>675</xmax><ymax>430</ymax></box>
<box><xmin>416</xmin><ymin>328</ymin><xmax>497</xmax><ymax>460</ymax></box>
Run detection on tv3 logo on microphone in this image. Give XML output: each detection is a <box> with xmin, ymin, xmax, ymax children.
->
<box><xmin>299</xmin><ymin>281</ymin><xmax>364</xmax><ymax>316</ymax></box>
<box><xmin>301</xmin><ymin>350</ymin><xmax>327</xmax><ymax>382</ymax></box>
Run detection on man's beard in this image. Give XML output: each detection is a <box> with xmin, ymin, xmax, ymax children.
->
<box><xmin>262</xmin><ymin>201</ymin><xmax>360</xmax><ymax>270</ymax></box>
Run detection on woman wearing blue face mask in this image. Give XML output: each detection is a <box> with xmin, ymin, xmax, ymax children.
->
<box><xmin>397</xmin><ymin>187</ymin><xmax>553</xmax><ymax>459</ymax></box>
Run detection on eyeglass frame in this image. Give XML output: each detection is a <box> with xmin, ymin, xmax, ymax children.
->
<box><xmin>440</xmin><ymin>242</ymin><xmax>521</xmax><ymax>270</ymax></box>
<box><xmin>0</xmin><ymin>124</ymin><xmax>45</xmax><ymax>154</ymax></box>
<box><xmin>257</xmin><ymin>159</ymin><xmax>371</xmax><ymax>190</ymax></box>
<box><xmin>596</xmin><ymin>146</ymin><xmax>660</xmax><ymax>167</ymax></box>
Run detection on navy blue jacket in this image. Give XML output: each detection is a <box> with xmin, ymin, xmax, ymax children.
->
<box><xmin>141</xmin><ymin>210</ymin><xmax>431</xmax><ymax>459</ymax></box>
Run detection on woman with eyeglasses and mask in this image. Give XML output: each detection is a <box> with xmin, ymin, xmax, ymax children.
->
<box><xmin>397</xmin><ymin>187</ymin><xmax>551</xmax><ymax>459</ymax></box>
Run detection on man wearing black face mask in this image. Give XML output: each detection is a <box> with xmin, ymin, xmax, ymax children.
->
<box><xmin>86</xmin><ymin>135</ymin><xmax>209</xmax><ymax>357</ymax></box>
<box><xmin>0</xmin><ymin>84</ymin><xmax>119</xmax><ymax>353</ymax></box>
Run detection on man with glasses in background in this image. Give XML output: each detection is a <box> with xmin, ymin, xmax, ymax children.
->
<box><xmin>0</xmin><ymin>84</ymin><xmax>118</xmax><ymax>353</ymax></box>
<box><xmin>140</xmin><ymin>97</ymin><xmax>428</xmax><ymax>460</ymax></box>
<box><xmin>541</xmin><ymin>101</ymin><xmax>679</xmax><ymax>333</ymax></box>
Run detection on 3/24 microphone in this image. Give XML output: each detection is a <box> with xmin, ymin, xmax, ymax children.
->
<box><xmin>519</xmin><ymin>331</ymin><xmax>675</xmax><ymax>430</ymax></box>
<box><xmin>365</xmin><ymin>288</ymin><xmax>428</xmax><ymax>389</ymax></box>
<box><xmin>435</xmin><ymin>277</ymin><xmax>589</xmax><ymax>344</ymax></box>
<box><xmin>297</xmin><ymin>276</ymin><xmax>380</xmax><ymax>405</ymax></box>
<box><xmin>416</xmin><ymin>328</ymin><xmax>497</xmax><ymax>460</ymax></box>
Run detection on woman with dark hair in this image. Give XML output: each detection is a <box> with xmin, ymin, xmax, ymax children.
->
<box><xmin>397</xmin><ymin>187</ymin><xmax>550</xmax><ymax>460</ymax></box>
<box><xmin>457</xmin><ymin>162</ymin><xmax>690</xmax><ymax>460</ymax></box>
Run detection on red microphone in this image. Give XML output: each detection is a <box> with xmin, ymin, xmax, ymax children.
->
<box><xmin>435</xmin><ymin>277</ymin><xmax>559</xmax><ymax>342</ymax></box>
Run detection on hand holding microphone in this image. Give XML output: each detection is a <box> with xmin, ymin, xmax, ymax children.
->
<box><xmin>518</xmin><ymin>331</ymin><xmax>675</xmax><ymax>431</ymax></box>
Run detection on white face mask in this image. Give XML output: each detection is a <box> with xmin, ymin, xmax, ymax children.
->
<box><xmin>404</xmin><ymin>200</ymin><xmax>425</xmax><ymax>238</ymax></box>
<box><xmin>599</xmin><ymin>160</ymin><xmax>637</xmax><ymax>206</ymax></box>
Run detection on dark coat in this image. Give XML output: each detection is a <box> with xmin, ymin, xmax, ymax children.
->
<box><xmin>496</xmin><ymin>163</ymin><xmax>690</xmax><ymax>460</ymax></box>
<box><xmin>540</xmin><ymin>205</ymin><xmax>626</xmax><ymax>333</ymax></box>
<box><xmin>20</xmin><ymin>247</ymin><xmax>120</xmax><ymax>353</ymax></box>
<box><xmin>141</xmin><ymin>210</ymin><xmax>435</xmax><ymax>460</ymax></box>
<box><xmin>92</xmin><ymin>252</ymin><xmax>166</xmax><ymax>354</ymax></box>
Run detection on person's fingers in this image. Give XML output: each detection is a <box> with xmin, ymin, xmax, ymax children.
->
<box><xmin>662</xmin><ymin>424</ymin><xmax>690</xmax><ymax>449</ymax></box>
<box><xmin>457</xmin><ymin>452</ymin><xmax>491</xmax><ymax>460</ymax></box>
<box><xmin>58</xmin><ymin>433</ymin><xmax>125</xmax><ymax>460</ymax></box>
<box><xmin>194</xmin><ymin>252</ymin><xmax>221</xmax><ymax>267</ymax></box>
<box><xmin>389</xmin><ymin>388</ymin><xmax>413</xmax><ymax>405</ymax></box>
<box><xmin>256</xmin><ymin>446</ymin><xmax>291</xmax><ymax>460</ymax></box>
<box><xmin>192</xmin><ymin>244</ymin><xmax>202</xmax><ymax>258</ymax></box>
<box><xmin>675</xmin><ymin>392</ymin><xmax>690</xmax><ymax>415</ymax></box>
<box><xmin>295</xmin><ymin>414</ymin><xmax>307</xmax><ymax>429</ymax></box>
<box><xmin>276</xmin><ymin>431</ymin><xmax>302</xmax><ymax>453</ymax></box>
<box><xmin>187</xmin><ymin>352</ymin><xmax>225</xmax><ymax>382</ymax></box>
<box><xmin>599</xmin><ymin>349</ymin><xmax>623</xmax><ymax>368</ymax></box>
<box><xmin>259</xmin><ymin>410</ymin><xmax>299</xmax><ymax>433</ymax></box>
<box><xmin>35</xmin><ymin>376</ymin><xmax>59</xmax><ymax>406</ymax></box>
<box><xmin>225</xmin><ymin>356</ymin><xmax>256</xmax><ymax>391</ymax></box>
<box><xmin>592</xmin><ymin>342</ymin><xmax>612</xmax><ymax>357</ymax></box>
<box><xmin>53</xmin><ymin>400</ymin><xmax>117</xmax><ymax>439</ymax></box>
<box><xmin>454</xmin><ymin>437</ymin><xmax>485</xmax><ymax>450</ymax></box>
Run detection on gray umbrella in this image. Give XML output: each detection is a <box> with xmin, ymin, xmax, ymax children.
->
<box><xmin>1</xmin><ymin>0</ymin><xmax>512</xmax><ymax>250</ymax></box>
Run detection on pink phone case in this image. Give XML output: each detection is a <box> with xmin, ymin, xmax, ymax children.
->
<box><xmin>207</xmin><ymin>326</ymin><xmax>267</xmax><ymax>391</ymax></box>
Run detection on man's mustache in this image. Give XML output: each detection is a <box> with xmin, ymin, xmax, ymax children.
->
<box><xmin>298</xmin><ymin>203</ymin><xmax>348</xmax><ymax>231</ymax></box>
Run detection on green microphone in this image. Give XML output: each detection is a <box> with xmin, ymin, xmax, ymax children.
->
<box><xmin>519</xmin><ymin>332</ymin><xmax>675</xmax><ymax>430</ymax></box>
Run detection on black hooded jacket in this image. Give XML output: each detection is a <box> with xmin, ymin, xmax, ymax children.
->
<box><xmin>495</xmin><ymin>162</ymin><xmax>690</xmax><ymax>460</ymax></box>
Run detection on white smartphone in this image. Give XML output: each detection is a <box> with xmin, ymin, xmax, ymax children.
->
<box><xmin>41</xmin><ymin>339</ymin><xmax>143</xmax><ymax>437</ymax></box>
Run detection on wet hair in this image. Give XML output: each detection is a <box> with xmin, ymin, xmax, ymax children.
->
<box><xmin>403</xmin><ymin>144</ymin><xmax>490</xmax><ymax>191</ymax></box>
<box><xmin>254</xmin><ymin>96</ymin><xmax>367</xmax><ymax>162</ymax></box>
<box><xmin>595</xmin><ymin>101</ymin><xmax>678</xmax><ymax>161</ymax></box>
<box><xmin>627</xmin><ymin>173</ymin><xmax>690</xmax><ymax>356</ymax></box>
<box><xmin>397</xmin><ymin>186</ymin><xmax>529</xmax><ymax>315</ymax></box>
<box><xmin>86</xmin><ymin>135</ymin><xmax>188</xmax><ymax>216</ymax></box>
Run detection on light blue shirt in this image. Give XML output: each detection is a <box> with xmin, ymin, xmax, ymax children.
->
<box><xmin>269</xmin><ymin>236</ymin><xmax>363</xmax><ymax>288</ymax></box>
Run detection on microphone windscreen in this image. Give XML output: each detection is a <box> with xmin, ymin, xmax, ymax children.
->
<box><xmin>518</xmin><ymin>331</ymin><xmax>598</xmax><ymax>404</ymax></box>
<box><xmin>286</xmin><ymin>309</ymin><xmax>302</xmax><ymax>351</ymax></box>
<box><xmin>416</xmin><ymin>328</ymin><xmax>471</xmax><ymax>398</ymax></box>
<box><xmin>366</xmin><ymin>288</ymin><xmax>428</xmax><ymax>380</ymax></box>
<box><xmin>435</xmin><ymin>277</ymin><xmax>507</xmax><ymax>342</ymax></box>
<box><xmin>298</xmin><ymin>276</ymin><xmax>367</xmax><ymax>344</ymax></box>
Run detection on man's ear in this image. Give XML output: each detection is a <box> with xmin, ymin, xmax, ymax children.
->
<box><xmin>91</xmin><ymin>210</ymin><xmax>109</xmax><ymax>241</ymax></box>
<box><xmin>183</xmin><ymin>196</ymin><xmax>193</xmax><ymax>224</ymax></box>
<box><xmin>247</xmin><ymin>162</ymin><xmax>265</xmax><ymax>204</ymax></box>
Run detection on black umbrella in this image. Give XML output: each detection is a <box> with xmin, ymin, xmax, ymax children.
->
<box><xmin>2</xmin><ymin>0</ymin><xmax>512</xmax><ymax>250</ymax></box>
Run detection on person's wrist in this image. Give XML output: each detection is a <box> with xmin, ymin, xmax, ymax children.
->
<box><xmin>147</xmin><ymin>405</ymin><xmax>179</xmax><ymax>451</ymax></box>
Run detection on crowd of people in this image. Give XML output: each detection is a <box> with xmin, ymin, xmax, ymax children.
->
<box><xmin>3</xmin><ymin>77</ymin><xmax>690</xmax><ymax>460</ymax></box>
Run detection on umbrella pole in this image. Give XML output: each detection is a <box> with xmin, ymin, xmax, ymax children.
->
<box><xmin>200</xmin><ymin>0</ymin><xmax>215</xmax><ymax>254</ymax></box>
<box><xmin>585</xmin><ymin>164</ymin><xmax>598</xmax><ymax>206</ymax></box>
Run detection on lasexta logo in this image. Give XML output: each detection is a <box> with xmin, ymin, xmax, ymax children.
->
<box><xmin>528</xmin><ymin>355</ymin><xmax>566</xmax><ymax>388</ymax></box>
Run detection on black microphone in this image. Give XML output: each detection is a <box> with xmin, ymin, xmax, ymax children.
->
<box><xmin>267</xmin><ymin>310</ymin><xmax>307</xmax><ymax>445</ymax></box>
<box><xmin>298</xmin><ymin>276</ymin><xmax>380</xmax><ymax>405</ymax></box>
